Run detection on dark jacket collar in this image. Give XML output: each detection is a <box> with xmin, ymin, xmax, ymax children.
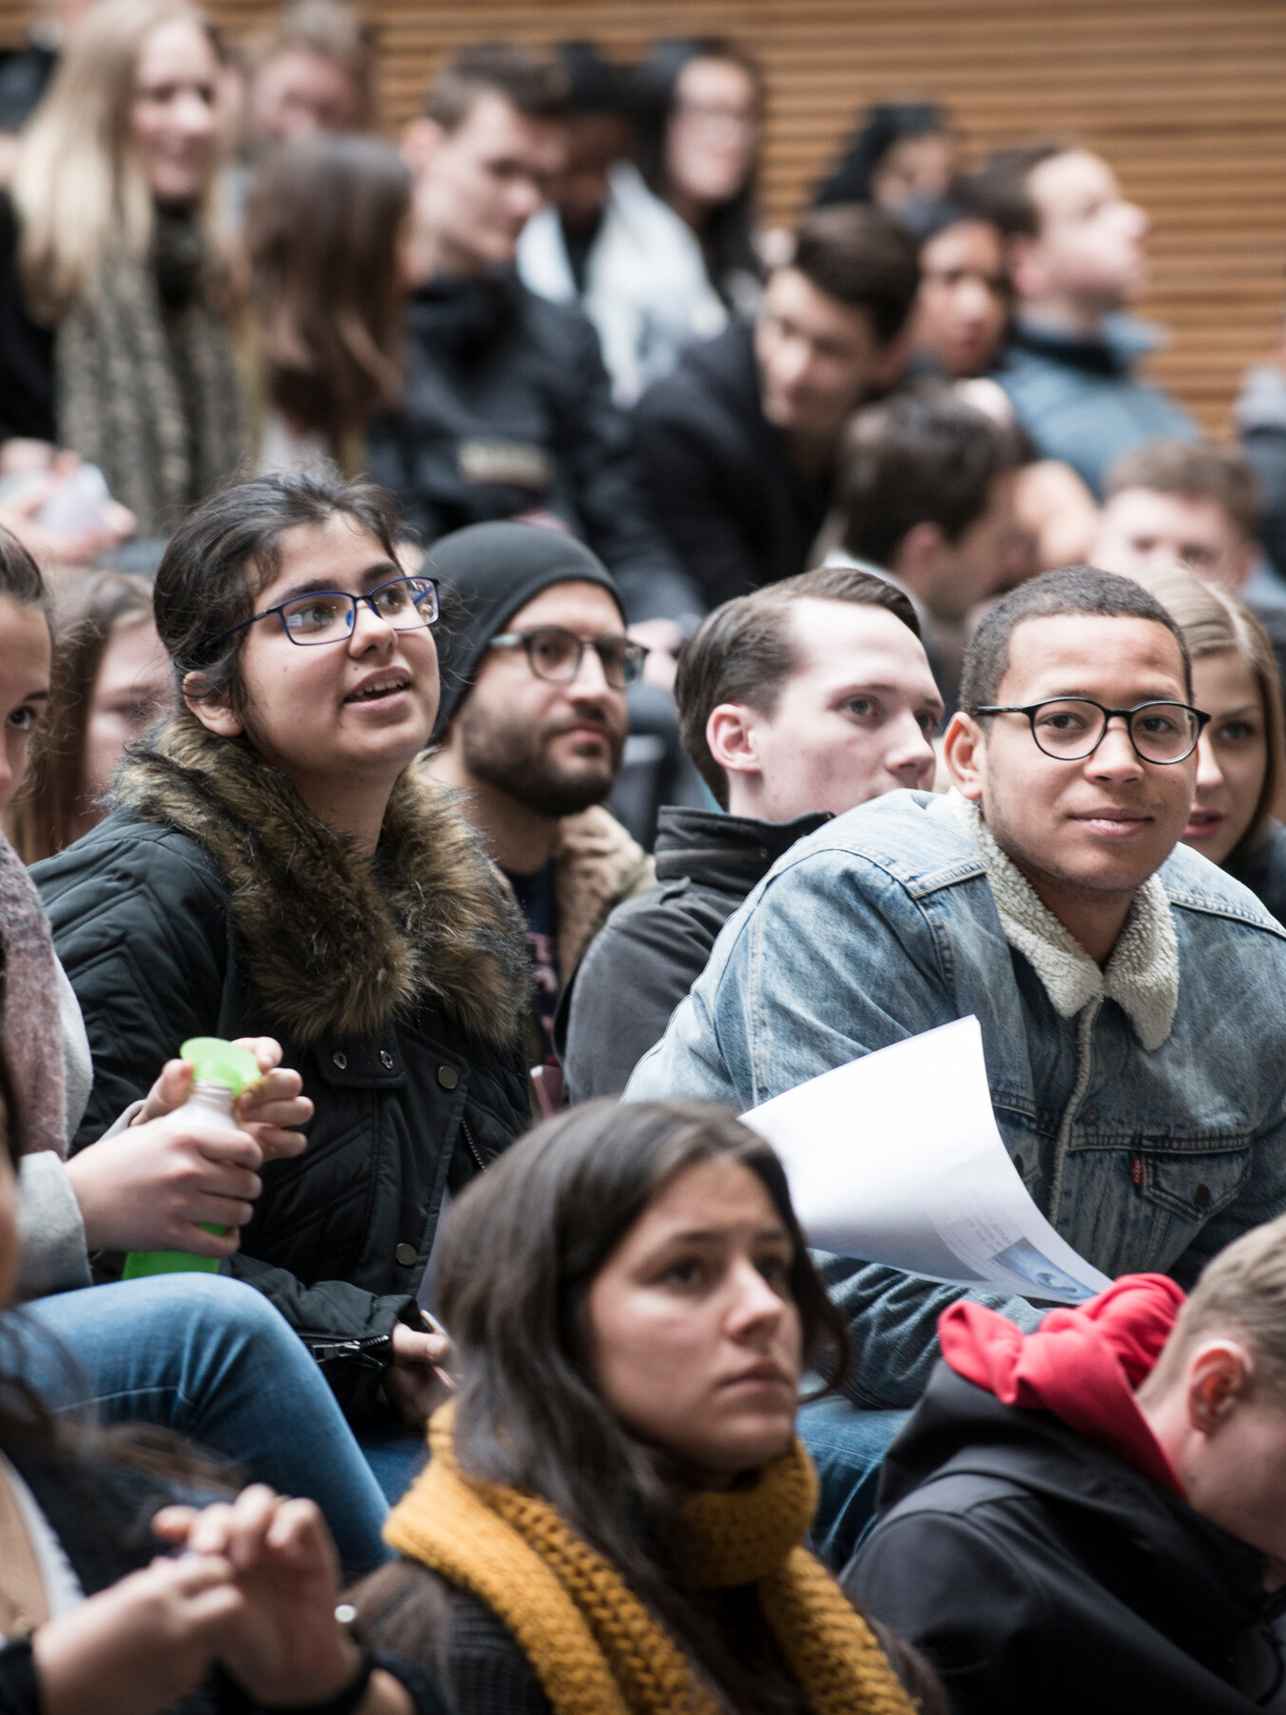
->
<box><xmin>653</xmin><ymin>805</ymin><xmax>829</xmax><ymax>895</ymax></box>
<box><xmin>1006</xmin><ymin>311</ymin><xmax>1165</xmax><ymax>376</ymax></box>
<box><xmin>110</xmin><ymin>714</ymin><xmax>529</xmax><ymax>1051</ymax></box>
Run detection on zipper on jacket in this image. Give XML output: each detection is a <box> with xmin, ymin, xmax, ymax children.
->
<box><xmin>305</xmin><ymin>1333</ymin><xmax>391</xmax><ymax>1365</ymax></box>
<box><xmin>460</xmin><ymin>1115</ymin><xmax>485</xmax><ymax>1174</ymax></box>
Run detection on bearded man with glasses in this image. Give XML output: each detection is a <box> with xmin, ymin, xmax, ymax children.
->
<box><xmin>421</xmin><ymin>522</ymin><xmax>654</xmax><ymax>1082</ymax></box>
<box><xmin>627</xmin><ymin>564</ymin><xmax>1286</xmax><ymax>1570</ymax></box>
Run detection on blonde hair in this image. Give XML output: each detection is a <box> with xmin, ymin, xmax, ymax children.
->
<box><xmin>1128</xmin><ymin>560</ymin><xmax>1286</xmax><ymax>857</ymax></box>
<box><xmin>1145</xmin><ymin>1213</ymin><xmax>1286</xmax><ymax>1407</ymax></box>
<box><xmin>12</xmin><ymin>0</ymin><xmax>224</xmax><ymax>320</ymax></box>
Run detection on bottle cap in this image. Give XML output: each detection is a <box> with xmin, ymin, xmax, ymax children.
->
<box><xmin>180</xmin><ymin>1036</ymin><xmax>260</xmax><ymax>1096</ymax></box>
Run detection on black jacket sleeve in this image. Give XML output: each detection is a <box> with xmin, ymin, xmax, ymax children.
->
<box><xmin>632</xmin><ymin>376</ymin><xmax>756</xmax><ymax>615</ymax></box>
<box><xmin>552</xmin><ymin>307</ymin><xmax>703</xmax><ymax>627</ymax></box>
<box><xmin>37</xmin><ymin>826</ymin><xmax>419</xmax><ymax>1391</ymax></box>
<box><xmin>559</xmin><ymin>887</ymin><xmax>710</xmax><ymax>1101</ymax></box>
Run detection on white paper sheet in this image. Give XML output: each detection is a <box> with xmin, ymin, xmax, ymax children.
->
<box><xmin>742</xmin><ymin>1015</ymin><xmax>1112</xmax><ymax>1304</ymax></box>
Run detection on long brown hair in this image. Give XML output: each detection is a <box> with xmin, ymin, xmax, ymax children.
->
<box><xmin>358</xmin><ymin>1100</ymin><xmax>851</xmax><ymax>1714</ymax></box>
<box><xmin>1128</xmin><ymin>561</ymin><xmax>1286</xmax><ymax>860</ymax></box>
<box><xmin>245</xmin><ymin>133</ymin><xmax>410</xmax><ymax>452</ymax></box>
<box><xmin>11</xmin><ymin>570</ymin><xmax>157</xmax><ymax>864</ymax></box>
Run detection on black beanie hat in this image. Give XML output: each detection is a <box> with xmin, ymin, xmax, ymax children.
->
<box><xmin>427</xmin><ymin>521</ymin><xmax>626</xmax><ymax>739</ymax></box>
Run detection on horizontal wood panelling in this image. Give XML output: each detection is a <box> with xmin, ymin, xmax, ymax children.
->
<box><xmin>2</xmin><ymin>0</ymin><xmax>1282</xmax><ymax>434</ymax></box>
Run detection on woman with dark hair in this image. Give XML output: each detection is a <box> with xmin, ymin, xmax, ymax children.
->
<box><xmin>246</xmin><ymin>133</ymin><xmax>411</xmax><ymax>473</ymax></box>
<box><xmin>518</xmin><ymin>37</ymin><xmax>760</xmax><ymax>403</ymax></box>
<box><xmin>10</xmin><ymin>569</ymin><xmax>173</xmax><ymax>863</ymax></box>
<box><xmin>812</xmin><ymin>102</ymin><xmax>958</xmax><ymax>215</ymax></box>
<box><xmin>36</xmin><ymin>472</ymin><xmax>532</xmax><ymax>1497</ymax></box>
<box><xmin>355</xmin><ymin>1099</ymin><xmax>942</xmax><ymax>1715</ymax></box>
<box><xmin>1128</xmin><ymin>561</ymin><xmax>1286</xmax><ymax>919</ymax></box>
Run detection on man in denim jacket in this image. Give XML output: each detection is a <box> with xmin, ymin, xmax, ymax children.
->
<box><xmin>627</xmin><ymin>566</ymin><xmax>1286</xmax><ymax>1562</ymax></box>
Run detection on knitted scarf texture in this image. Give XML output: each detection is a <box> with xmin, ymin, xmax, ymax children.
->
<box><xmin>384</xmin><ymin>1405</ymin><xmax>917</xmax><ymax>1715</ymax></box>
<box><xmin>56</xmin><ymin>212</ymin><xmax>245</xmax><ymax>537</ymax></box>
<box><xmin>0</xmin><ymin>834</ymin><xmax>64</xmax><ymax>1156</ymax></box>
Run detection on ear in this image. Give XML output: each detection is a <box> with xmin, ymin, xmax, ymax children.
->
<box><xmin>895</xmin><ymin>521</ymin><xmax>947</xmax><ymax>592</ymax></box>
<box><xmin>182</xmin><ymin>670</ymin><xmax>243</xmax><ymax>738</ymax></box>
<box><xmin>706</xmin><ymin>702</ymin><xmax>761</xmax><ymax>780</ymax></box>
<box><xmin>401</xmin><ymin>116</ymin><xmax>444</xmax><ymax>176</ymax></box>
<box><xmin>1186</xmin><ymin>1340</ymin><xmax>1252</xmax><ymax>1436</ymax></box>
<box><xmin>943</xmin><ymin>710</ymin><xmax>986</xmax><ymax>801</ymax></box>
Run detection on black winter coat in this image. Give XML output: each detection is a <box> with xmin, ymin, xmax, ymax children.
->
<box><xmin>556</xmin><ymin>806</ymin><xmax>827</xmax><ymax>1100</ymax></box>
<box><xmin>632</xmin><ymin>321</ymin><xmax>836</xmax><ymax>615</ymax></box>
<box><xmin>847</xmin><ymin>1363</ymin><xmax>1286</xmax><ymax>1715</ymax></box>
<box><xmin>366</xmin><ymin>270</ymin><xmax>697</xmax><ymax>625</ymax></box>
<box><xmin>35</xmin><ymin>717</ymin><xmax>532</xmax><ymax>1421</ymax></box>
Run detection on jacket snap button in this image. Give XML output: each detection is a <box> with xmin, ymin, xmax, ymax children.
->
<box><xmin>332</xmin><ymin>1050</ymin><xmax>348</xmax><ymax>1071</ymax></box>
<box><xmin>394</xmin><ymin>1242</ymin><xmax>417</xmax><ymax>1267</ymax></box>
<box><xmin>379</xmin><ymin>1050</ymin><xmax>395</xmax><ymax>1071</ymax></box>
<box><xmin>437</xmin><ymin>1064</ymin><xmax>459</xmax><ymax>1090</ymax></box>
<box><xmin>1194</xmin><ymin>1183</ymin><xmax>1212</xmax><ymax>1210</ymax></box>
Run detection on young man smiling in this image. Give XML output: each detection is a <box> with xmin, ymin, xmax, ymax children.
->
<box><xmin>627</xmin><ymin>565</ymin><xmax>1286</xmax><ymax>1563</ymax></box>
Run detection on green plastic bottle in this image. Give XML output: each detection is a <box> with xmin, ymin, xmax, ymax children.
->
<box><xmin>121</xmin><ymin>1037</ymin><xmax>260</xmax><ymax>1279</ymax></box>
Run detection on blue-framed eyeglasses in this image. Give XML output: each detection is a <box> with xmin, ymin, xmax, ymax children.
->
<box><xmin>220</xmin><ymin>575</ymin><xmax>440</xmax><ymax>648</ymax></box>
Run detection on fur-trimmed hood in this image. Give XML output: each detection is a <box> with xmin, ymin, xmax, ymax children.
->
<box><xmin>113</xmin><ymin>714</ymin><xmax>530</xmax><ymax>1051</ymax></box>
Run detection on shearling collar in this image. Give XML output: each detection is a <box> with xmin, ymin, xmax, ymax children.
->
<box><xmin>113</xmin><ymin>715</ymin><xmax>530</xmax><ymax>1050</ymax></box>
<box><xmin>551</xmin><ymin>803</ymin><xmax>653</xmax><ymax>980</ymax></box>
<box><xmin>939</xmin><ymin>793</ymin><xmax>1179</xmax><ymax>1051</ymax></box>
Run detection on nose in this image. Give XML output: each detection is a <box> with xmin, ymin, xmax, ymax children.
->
<box><xmin>1194</xmin><ymin>730</ymin><xmax>1224</xmax><ymax>797</ymax></box>
<box><xmin>955</xmin><ymin>276</ymin><xmax>992</xmax><ymax>321</ymax></box>
<box><xmin>726</xmin><ymin>1258</ymin><xmax>786</xmax><ymax>1337</ymax></box>
<box><xmin>175</xmin><ymin>89</ymin><xmax>214</xmax><ymax>138</ymax></box>
<box><xmin>509</xmin><ymin>174</ymin><xmax>546</xmax><ymax>222</ymax></box>
<box><xmin>1087</xmin><ymin>714</ymin><xmax>1144</xmax><ymax>781</ymax></box>
<box><xmin>774</xmin><ymin>336</ymin><xmax>812</xmax><ymax>392</ymax></box>
<box><xmin>0</xmin><ymin>743</ymin><xmax>14</xmax><ymax>813</ymax></box>
<box><xmin>1123</xmin><ymin>199</ymin><xmax>1149</xmax><ymax>240</ymax></box>
<box><xmin>887</xmin><ymin>712</ymin><xmax>937</xmax><ymax>786</ymax></box>
<box><xmin>566</xmin><ymin>641</ymin><xmax>613</xmax><ymax>699</ymax></box>
<box><xmin>347</xmin><ymin>597</ymin><xmax>396</xmax><ymax>652</ymax></box>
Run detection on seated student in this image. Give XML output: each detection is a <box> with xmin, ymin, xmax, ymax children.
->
<box><xmin>1096</xmin><ymin>439</ymin><xmax>1260</xmax><ymax>594</ymax></box>
<box><xmin>980</xmin><ymin>141</ymin><xmax>1195</xmax><ymax>495</ymax></box>
<box><xmin>9</xmin><ymin>569</ymin><xmax>173</xmax><ymax>862</ymax></box>
<box><xmin>520</xmin><ymin>40</ymin><xmax>761</xmax><ymax>406</ymax></box>
<box><xmin>242</xmin><ymin>0</ymin><xmax>376</xmax><ymax>152</ymax></box>
<box><xmin>811</xmin><ymin>101</ymin><xmax>958</xmax><ymax>214</ymax></box>
<box><xmin>367</xmin><ymin>43</ymin><xmax>699</xmax><ymax>648</ymax></box>
<box><xmin>353</xmin><ymin>1098</ymin><xmax>942</xmax><ymax>1715</ymax></box>
<box><xmin>634</xmin><ymin>204</ymin><xmax>920</xmax><ymax>615</ymax></box>
<box><xmin>419</xmin><ymin>522</ymin><xmax>654</xmax><ymax>1073</ymax></box>
<box><xmin>1128</xmin><ymin>561</ymin><xmax>1286</xmax><ymax>921</ymax></box>
<box><xmin>0</xmin><ymin>523</ymin><xmax>390</xmax><ymax>1577</ymax></box>
<box><xmin>559</xmin><ymin>564</ymin><xmax>941</xmax><ymax>1100</ymax></box>
<box><xmin>35</xmin><ymin>473</ymin><xmax>532</xmax><ymax>1499</ymax></box>
<box><xmin>821</xmin><ymin>385</ymin><xmax>1027</xmax><ymax>710</ymax></box>
<box><xmin>901</xmin><ymin>186</ymin><xmax>1010</xmax><ymax>381</ymax></box>
<box><xmin>0</xmin><ymin>1091</ymin><xmax>437</xmax><ymax>1714</ymax></box>
<box><xmin>848</xmin><ymin>1216</ymin><xmax>1286</xmax><ymax>1714</ymax></box>
<box><xmin>627</xmin><ymin>566</ymin><xmax>1286</xmax><ymax>1566</ymax></box>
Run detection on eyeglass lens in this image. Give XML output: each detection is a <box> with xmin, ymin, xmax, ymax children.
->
<box><xmin>524</xmin><ymin>627</ymin><xmax>643</xmax><ymax>688</ymax></box>
<box><xmin>280</xmin><ymin>577</ymin><xmax>438</xmax><ymax>645</ymax></box>
<box><xmin>1030</xmin><ymin>699</ymin><xmax>1198</xmax><ymax>763</ymax></box>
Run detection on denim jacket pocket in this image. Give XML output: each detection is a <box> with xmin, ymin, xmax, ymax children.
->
<box><xmin>1117</xmin><ymin>1141</ymin><xmax>1251</xmax><ymax>1270</ymax></box>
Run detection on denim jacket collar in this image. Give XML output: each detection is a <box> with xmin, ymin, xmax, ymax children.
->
<box><xmin>937</xmin><ymin>794</ymin><xmax>1179</xmax><ymax>1051</ymax></box>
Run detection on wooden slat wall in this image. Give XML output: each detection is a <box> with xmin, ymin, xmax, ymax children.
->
<box><xmin>4</xmin><ymin>0</ymin><xmax>1284</xmax><ymax>433</ymax></box>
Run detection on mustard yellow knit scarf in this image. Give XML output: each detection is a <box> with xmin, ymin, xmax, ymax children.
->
<box><xmin>384</xmin><ymin>1405</ymin><xmax>919</xmax><ymax>1715</ymax></box>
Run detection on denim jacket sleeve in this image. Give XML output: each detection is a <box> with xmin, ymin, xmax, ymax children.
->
<box><xmin>629</xmin><ymin>845</ymin><xmax>1040</xmax><ymax>1406</ymax></box>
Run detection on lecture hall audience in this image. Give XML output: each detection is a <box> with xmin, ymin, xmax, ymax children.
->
<box><xmin>1</xmin><ymin>10</ymin><xmax>1285</xmax><ymax>1709</ymax></box>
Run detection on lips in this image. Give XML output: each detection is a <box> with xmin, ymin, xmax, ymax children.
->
<box><xmin>1183</xmin><ymin>809</ymin><xmax>1225</xmax><ymax>839</ymax></box>
<box><xmin>344</xmin><ymin>671</ymin><xmax>411</xmax><ymax>704</ymax></box>
<box><xmin>721</xmin><ymin>1361</ymin><xmax>793</xmax><ymax>1392</ymax></box>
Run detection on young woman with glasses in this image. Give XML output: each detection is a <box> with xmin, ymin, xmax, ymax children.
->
<box><xmin>34</xmin><ymin>471</ymin><xmax>533</xmax><ymax>1503</ymax></box>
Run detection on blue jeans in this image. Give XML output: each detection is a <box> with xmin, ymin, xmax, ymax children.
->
<box><xmin>799</xmin><ymin>1396</ymin><xmax>910</xmax><ymax>1572</ymax></box>
<box><xmin>356</xmin><ymin>1422</ymin><xmax>429</xmax><ymax>1505</ymax></box>
<box><xmin>17</xmin><ymin>1273</ymin><xmax>390</xmax><ymax>1577</ymax></box>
